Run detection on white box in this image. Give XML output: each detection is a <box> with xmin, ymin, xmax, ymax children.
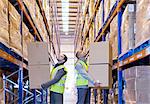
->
<box><xmin>88</xmin><ymin>64</ymin><xmax>112</xmax><ymax>88</ymax></box>
<box><xmin>29</xmin><ymin>65</ymin><xmax>50</xmax><ymax>89</ymax></box>
<box><xmin>27</xmin><ymin>42</ymin><xmax>49</xmax><ymax>65</ymax></box>
<box><xmin>89</xmin><ymin>41</ymin><xmax>112</xmax><ymax>65</ymax></box>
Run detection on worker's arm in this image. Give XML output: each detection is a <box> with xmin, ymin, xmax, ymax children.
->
<box><xmin>41</xmin><ymin>68</ymin><xmax>67</xmax><ymax>90</ymax></box>
<box><xmin>75</xmin><ymin>63</ymin><xmax>95</xmax><ymax>85</ymax></box>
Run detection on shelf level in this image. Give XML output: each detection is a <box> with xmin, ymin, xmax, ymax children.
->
<box><xmin>0</xmin><ymin>49</ymin><xmax>27</xmax><ymax>69</ymax></box>
<box><xmin>113</xmin><ymin>39</ymin><xmax>150</xmax><ymax>69</ymax></box>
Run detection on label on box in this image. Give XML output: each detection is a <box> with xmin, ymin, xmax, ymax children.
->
<box><xmin>128</xmin><ymin>4</ymin><xmax>134</xmax><ymax>12</ymax></box>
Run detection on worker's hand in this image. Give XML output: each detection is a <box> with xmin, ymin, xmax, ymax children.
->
<box><xmin>94</xmin><ymin>82</ymin><xmax>101</xmax><ymax>87</ymax></box>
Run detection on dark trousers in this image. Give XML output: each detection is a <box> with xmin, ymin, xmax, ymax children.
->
<box><xmin>50</xmin><ymin>91</ymin><xmax>63</xmax><ymax>104</ymax></box>
<box><xmin>77</xmin><ymin>88</ymin><xmax>91</xmax><ymax>104</ymax></box>
<box><xmin>94</xmin><ymin>89</ymin><xmax>97</xmax><ymax>104</ymax></box>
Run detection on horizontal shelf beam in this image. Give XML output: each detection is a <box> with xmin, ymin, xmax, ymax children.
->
<box><xmin>0</xmin><ymin>49</ymin><xmax>27</xmax><ymax>69</ymax></box>
<box><xmin>16</xmin><ymin>0</ymin><xmax>43</xmax><ymax>41</ymax></box>
<box><xmin>113</xmin><ymin>40</ymin><xmax>150</xmax><ymax>69</ymax></box>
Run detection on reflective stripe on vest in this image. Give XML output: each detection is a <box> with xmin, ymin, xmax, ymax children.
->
<box><xmin>76</xmin><ymin>60</ymin><xmax>88</xmax><ymax>86</ymax></box>
<box><xmin>50</xmin><ymin>65</ymin><xmax>67</xmax><ymax>94</ymax></box>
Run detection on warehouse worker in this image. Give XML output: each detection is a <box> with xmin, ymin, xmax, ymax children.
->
<box><xmin>75</xmin><ymin>50</ymin><xmax>101</xmax><ymax>104</ymax></box>
<box><xmin>41</xmin><ymin>54</ymin><xmax>68</xmax><ymax>104</ymax></box>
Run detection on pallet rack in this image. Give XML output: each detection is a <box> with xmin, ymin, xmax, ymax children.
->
<box><xmin>0</xmin><ymin>0</ymin><xmax>149</xmax><ymax>103</ymax></box>
<box><xmin>77</xmin><ymin>0</ymin><xmax>150</xmax><ymax>104</ymax></box>
<box><xmin>0</xmin><ymin>0</ymin><xmax>52</xmax><ymax>103</ymax></box>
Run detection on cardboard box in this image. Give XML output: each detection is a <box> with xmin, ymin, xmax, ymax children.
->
<box><xmin>124</xmin><ymin>66</ymin><xmax>150</xmax><ymax>103</ymax></box>
<box><xmin>89</xmin><ymin>41</ymin><xmax>112</xmax><ymax>65</ymax></box>
<box><xmin>110</xmin><ymin>16</ymin><xmax>118</xmax><ymax>59</ymax></box>
<box><xmin>124</xmin><ymin>89</ymin><xmax>136</xmax><ymax>102</ymax></box>
<box><xmin>88</xmin><ymin>64</ymin><xmax>112</xmax><ymax>88</ymax></box>
<box><xmin>136</xmin><ymin>0</ymin><xmax>150</xmax><ymax>45</ymax></box>
<box><xmin>27</xmin><ymin>42</ymin><xmax>49</xmax><ymax>65</ymax></box>
<box><xmin>29</xmin><ymin>65</ymin><xmax>50</xmax><ymax>89</ymax></box>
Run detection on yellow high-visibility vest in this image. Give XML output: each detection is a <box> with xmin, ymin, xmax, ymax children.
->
<box><xmin>76</xmin><ymin>60</ymin><xmax>88</xmax><ymax>86</ymax></box>
<box><xmin>50</xmin><ymin>65</ymin><xmax>67</xmax><ymax>94</ymax></box>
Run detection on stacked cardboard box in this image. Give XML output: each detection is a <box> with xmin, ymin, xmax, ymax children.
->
<box><xmin>110</xmin><ymin>4</ymin><xmax>136</xmax><ymax>58</ymax></box>
<box><xmin>124</xmin><ymin>66</ymin><xmax>150</xmax><ymax>104</ymax></box>
<box><xmin>22</xmin><ymin>23</ymin><xmax>34</xmax><ymax>59</ymax></box>
<box><xmin>110</xmin><ymin>16</ymin><xmax>118</xmax><ymax>59</ymax></box>
<box><xmin>89</xmin><ymin>41</ymin><xmax>112</xmax><ymax>88</ymax></box>
<box><xmin>136</xmin><ymin>0</ymin><xmax>150</xmax><ymax>45</ymax></box>
<box><xmin>0</xmin><ymin>70</ymin><xmax>3</xmax><ymax>103</ymax></box>
<box><xmin>35</xmin><ymin>4</ymin><xmax>47</xmax><ymax>42</ymax></box>
<box><xmin>23</xmin><ymin>0</ymin><xmax>36</xmax><ymax>22</ymax></box>
<box><xmin>9</xmin><ymin>3</ymin><xmax>21</xmax><ymax>55</ymax></box>
<box><xmin>0</xmin><ymin>0</ymin><xmax>48</xmax><ymax>60</ymax></box>
<box><xmin>28</xmin><ymin>42</ymin><xmax>50</xmax><ymax>89</ymax></box>
<box><xmin>121</xmin><ymin>6</ymin><xmax>129</xmax><ymax>54</ymax></box>
<box><xmin>9</xmin><ymin>3</ymin><xmax>34</xmax><ymax>59</ymax></box>
<box><xmin>121</xmin><ymin>4</ymin><xmax>136</xmax><ymax>54</ymax></box>
<box><xmin>43</xmin><ymin>0</ymin><xmax>50</xmax><ymax>27</ymax></box>
<box><xmin>89</xmin><ymin>0</ymin><xmax>94</xmax><ymax>43</ymax></box>
<box><xmin>23</xmin><ymin>0</ymin><xmax>48</xmax><ymax>42</ymax></box>
<box><xmin>0</xmin><ymin>0</ymin><xmax>9</xmax><ymax>45</ymax></box>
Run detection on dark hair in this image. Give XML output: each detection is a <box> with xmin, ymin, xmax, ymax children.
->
<box><xmin>63</xmin><ymin>54</ymin><xmax>68</xmax><ymax>62</ymax></box>
<box><xmin>76</xmin><ymin>51</ymin><xmax>80</xmax><ymax>59</ymax></box>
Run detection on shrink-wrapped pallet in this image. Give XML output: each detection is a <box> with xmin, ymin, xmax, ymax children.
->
<box><xmin>0</xmin><ymin>0</ymin><xmax>9</xmax><ymax>45</ymax></box>
<box><xmin>136</xmin><ymin>0</ymin><xmax>150</xmax><ymax>45</ymax></box>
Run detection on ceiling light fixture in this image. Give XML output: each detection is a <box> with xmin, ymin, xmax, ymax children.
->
<box><xmin>62</xmin><ymin>0</ymin><xmax>69</xmax><ymax>33</ymax></box>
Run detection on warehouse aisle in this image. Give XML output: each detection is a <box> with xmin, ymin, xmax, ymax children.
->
<box><xmin>0</xmin><ymin>0</ymin><xmax>150</xmax><ymax>103</ymax></box>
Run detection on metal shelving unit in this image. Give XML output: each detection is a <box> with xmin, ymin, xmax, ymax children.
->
<box><xmin>0</xmin><ymin>0</ymin><xmax>51</xmax><ymax>103</ymax></box>
<box><xmin>79</xmin><ymin>0</ymin><xmax>149</xmax><ymax>103</ymax></box>
<box><xmin>16</xmin><ymin>0</ymin><xmax>43</xmax><ymax>41</ymax></box>
<box><xmin>36</xmin><ymin>0</ymin><xmax>51</xmax><ymax>38</ymax></box>
<box><xmin>113</xmin><ymin>39</ymin><xmax>150</xmax><ymax>69</ymax></box>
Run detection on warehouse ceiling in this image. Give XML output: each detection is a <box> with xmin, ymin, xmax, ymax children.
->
<box><xmin>51</xmin><ymin>0</ymin><xmax>83</xmax><ymax>37</ymax></box>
